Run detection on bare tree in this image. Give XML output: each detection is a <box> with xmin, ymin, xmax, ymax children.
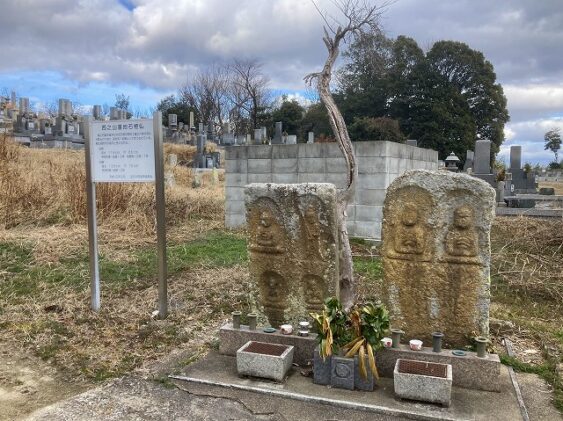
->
<box><xmin>305</xmin><ymin>0</ymin><xmax>389</xmax><ymax>308</ymax></box>
<box><xmin>230</xmin><ymin>59</ymin><xmax>271</xmax><ymax>132</ymax></box>
<box><xmin>179</xmin><ymin>64</ymin><xmax>231</xmax><ymax>133</ymax></box>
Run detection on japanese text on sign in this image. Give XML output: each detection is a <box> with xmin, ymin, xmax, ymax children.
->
<box><xmin>90</xmin><ymin>119</ymin><xmax>155</xmax><ymax>182</ymax></box>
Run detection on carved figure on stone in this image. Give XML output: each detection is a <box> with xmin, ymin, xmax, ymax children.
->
<box><xmin>302</xmin><ymin>274</ymin><xmax>326</xmax><ymax>313</ymax></box>
<box><xmin>250</xmin><ymin>208</ymin><xmax>284</xmax><ymax>254</ymax></box>
<box><xmin>392</xmin><ymin>203</ymin><xmax>426</xmax><ymax>259</ymax></box>
<box><xmin>259</xmin><ymin>270</ymin><xmax>288</xmax><ymax>327</ymax></box>
<box><xmin>444</xmin><ymin>205</ymin><xmax>479</xmax><ymax>264</ymax></box>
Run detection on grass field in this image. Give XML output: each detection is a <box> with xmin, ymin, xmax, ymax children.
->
<box><xmin>1</xmin><ymin>139</ymin><xmax>562</xmax><ymax>412</ymax></box>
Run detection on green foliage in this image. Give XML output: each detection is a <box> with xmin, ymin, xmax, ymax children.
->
<box><xmin>300</xmin><ymin>102</ymin><xmax>332</xmax><ymax>139</ymax></box>
<box><xmin>157</xmin><ymin>94</ymin><xmax>197</xmax><ymax>127</ymax></box>
<box><xmin>271</xmin><ymin>98</ymin><xmax>304</xmax><ymax>139</ymax></box>
<box><xmin>338</xmin><ymin>32</ymin><xmax>509</xmax><ymax>161</ymax></box>
<box><xmin>349</xmin><ymin>116</ymin><xmax>405</xmax><ymax>142</ymax></box>
<box><xmin>0</xmin><ymin>232</ymin><xmax>247</xmax><ymax>298</ymax></box>
<box><xmin>544</xmin><ymin>128</ymin><xmax>561</xmax><ymax>162</ymax></box>
<box><xmin>310</xmin><ymin>297</ymin><xmax>351</xmax><ymax>359</ymax></box>
<box><xmin>353</xmin><ymin>257</ymin><xmax>383</xmax><ymax>280</ymax></box>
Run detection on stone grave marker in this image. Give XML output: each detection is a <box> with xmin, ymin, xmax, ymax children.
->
<box><xmin>381</xmin><ymin>170</ymin><xmax>496</xmax><ymax>347</ymax></box>
<box><xmin>245</xmin><ymin>183</ymin><xmax>339</xmax><ymax>327</ymax></box>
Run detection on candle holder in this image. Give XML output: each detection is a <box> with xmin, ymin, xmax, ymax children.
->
<box><xmin>247</xmin><ymin>313</ymin><xmax>257</xmax><ymax>330</ymax></box>
<box><xmin>432</xmin><ymin>332</ymin><xmax>444</xmax><ymax>353</ymax></box>
<box><xmin>232</xmin><ymin>311</ymin><xmax>242</xmax><ymax>329</ymax></box>
<box><xmin>391</xmin><ymin>329</ymin><xmax>404</xmax><ymax>349</ymax></box>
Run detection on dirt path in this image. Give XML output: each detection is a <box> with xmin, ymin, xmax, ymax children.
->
<box><xmin>0</xmin><ymin>341</ymin><xmax>90</xmax><ymax>420</ymax></box>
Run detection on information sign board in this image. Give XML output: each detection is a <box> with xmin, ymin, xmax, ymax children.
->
<box><xmin>90</xmin><ymin>119</ymin><xmax>155</xmax><ymax>182</ymax></box>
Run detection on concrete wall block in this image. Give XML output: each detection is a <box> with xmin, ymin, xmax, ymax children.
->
<box><xmin>355</xmin><ymin>205</ymin><xmax>383</xmax><ymax>222</ymax></box>
<box><xmin>357</xmin><ymin>173</ymin><xmax>387</xmax><ymax>190</ymax></box>
<box><xmin>325</xmin><ymin>157</ymin><xmax>348</xmax><ymax>173</ymax></box>
<box><xmin>298</xmin><ymin>143</ymin><xmax>325</xmax><ymax>158</ymax></box>
<box><xmin>247</xmin><ymin>145</ymin><xmax>272</xmax><ymax>159</ymax></box>
<box><xmin>354</xmin><ymin>141</ymin><xmax>386</xmax><ymax>157</ymax></box>
<box><xmin>384</xmin><ymin>141</ymin><xmax>402</xmax><ymax>158</ymax></box>
<box><xmin>225</xmin><ymin>187</ymin><xmax>245</xmax><ymax>202</ymax></box>
<box><xmin>353</xmin><ymin>220</ymin><xmax>381</xmax><ymax>240</ymax></box>
<box><xmin>225</xmin><ymin>146</ymin><xmax>248</xmax><ymax>160</ymax></box>
<box><xmin>324</xmin><ymin>173</ymin><xmax>348</xmax><ymax>189</ymax></box>
<box><xmin>272</xmin><ymin>158</ymin><xmax>297</xmax><ymax>173</ymax></box>
<box><xmin>325</xmin><ymin>143</ymin><xmax>343</xmax><ymax>157</ymax></box>
<box><xmin>298</xmin><ymin>173</ymin><xmax>325</xmax><ymax>183</ymax></box>
<box><xmin>272</xmin><ymin>173</ymin><xmax>298</xmax><ymax>184</ymax></box>
<box><xmin>225</xmin><ymin>172</ymin><xmax>248</xmax><ymax>187</ymax></box>
<box><xmin>225</xmin><ymin>159</ymin><xmax>247</xmax><ymax>173</ymax></box>
<box><xmin>355</xmin><ymin>189</ymin><xmax>386</xmax><ymax>206</ymax></box>
<box><xmin>247</xmin><ymin>173</ymin><xmax>272</xmax><ymax>183</ymax></box>
<box><xmin>225</xmin><ymin>200</ymin><xmax>245</xmax><ymax>214</ymax></box>
<box><xmin>225</xmin><ymin>212</ymin><xmax>246</xmax><ymax>228</ymax></box>
<box><xmin>358</xmin><ymin>156</ymin><xmax>387</xmax><ymax>174</ymax></box>
<box><xmin>247</xmin><ymin>158</ymin><xmax>272</xmax><ymax>174</ymax></box>
<box><xmin>272</xmin><ymin>144</ymin><xmax>299</xmax><ymax>159</ymax></box>
<box><xmin>346</xmin><ymin>204</ymin><xmax>355</xmax><ymax>220</ymax></box>
<box><xmin>298</xmin><ymin>157</ymin><xmax>326</xmax><ymax>173</ymax></box>
<box><xmin>387</xmin><ymin>158</ymin><xmax>400</xmax><ymax>173</ymax></box>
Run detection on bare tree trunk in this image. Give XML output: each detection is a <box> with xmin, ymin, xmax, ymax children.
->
<box><xmin>306</xmin><ymin>0</ymin><xmax>386</xmax><ymax>308</ymax></box>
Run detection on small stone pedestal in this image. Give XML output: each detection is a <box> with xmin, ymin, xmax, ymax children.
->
<box><xmin>394</xmin><ymin>359</ymin><xmax>452</xmax><ymax>407</ymax></box>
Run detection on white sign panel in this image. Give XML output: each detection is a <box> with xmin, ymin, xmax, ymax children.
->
<box><xmin>91</xmin><ymin>119</ymin><xmax>155</xmax><ymax>182</ymax></box>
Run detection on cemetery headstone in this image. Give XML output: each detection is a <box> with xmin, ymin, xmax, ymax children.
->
<box><xmin>473</xmin><ymin>139</ymin><xmax>492</xmax><ymax>175</ymax></box>
<box><xmin>245</xmin><ymin>183</ymin><xmax>339</xmax><ymax>327</ymax></box>
<box><xmin>381</xmin><ymin>170</ymin><xmax>495</xmax><ymax>347</ymax></box>
<box><xmin>510</xmin><ymin>146</ymin><xmax>522</xmax><ymax>170</ymax></box>
<box><xmin>308</xmin><ymin>131</ymin><xmax>314</xmax><ymax>144</ymax></box>
<box><xmin>406</xmin><ymin>139</ymin><xmax>417</xmax><ymax>147</ymax></box>
<box><xmin>272</xmin><ymin>122</ymin><xmax>283</xmax><ymax>144</ymax></box>
<box><xmin>254</xmin><ymin>128</ymin><xmax>263</xmax><ymax>145</ymax></box>
<box><xmin>463</xmin><ymin>150</ymin><xmax>474</xmax><ymax>172</ymax></box>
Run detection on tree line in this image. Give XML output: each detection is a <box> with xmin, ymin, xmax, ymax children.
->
<box><xmin>157</xmin><ymin>31</ymin><xmax>511</xmax><ymax>161</ymax></box>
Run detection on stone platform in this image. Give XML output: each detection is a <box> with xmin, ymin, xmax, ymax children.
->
<box><xmin>219</xmin><ymin>323</ymin><xmax>500</xmax><ymax>391</ymax></box>
<box><xmin>171</xmin><ymin>351</ymin><xmax>523</xmax><ymax>421</ymax></box>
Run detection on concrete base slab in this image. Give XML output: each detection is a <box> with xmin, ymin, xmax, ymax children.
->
<box><xmin>171</xmin><ymin>351</ymin><xmax>523</xmax><ymax>421</ymax></box>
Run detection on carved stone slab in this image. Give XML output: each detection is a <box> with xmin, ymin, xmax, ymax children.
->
<box><xmin>382</xmin><ymin>170</ymin><xmax>496</xmax><ymax>347</ymax></box>
<box><xmin>245</xmin><ymin>183</ymin><xmax>339</xmax><ymax>327</ymax></box>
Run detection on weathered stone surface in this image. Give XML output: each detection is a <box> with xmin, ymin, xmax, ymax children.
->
<box><xmin>219</xmin><ymin>322</ymin><xmax>317</xmax><ymax>366</ymax></box>
<box><xmin>394</xmin><ymin>359</ymin><xmax>453</xmax><ymax>407</ymax></box>
<box><xmin>236</xmin><ymin>341</ymin><xmax>294</xmax><ymax>382</ymax></box>
<box><xmin>245</xmin><ymin>183</ymin><xmax>339</xmax><ymax>327</ymax></box>
<box><xmin>382</xmin><ymin>170</ymin><xmax>496</xmax><ymax>347</ymax></box>
<box><xmin>331</xmin><ymin>356</ymin><xmax>355</xmax><ymax>390</ymax></box>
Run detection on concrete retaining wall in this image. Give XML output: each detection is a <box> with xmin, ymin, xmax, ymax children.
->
<box><xmin>225</xmin><ymin>141</ymin><xmax>438</xmax><ymax>240</ymax></box>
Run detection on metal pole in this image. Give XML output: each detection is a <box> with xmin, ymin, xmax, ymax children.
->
<box><xmin>84</xmin><ymin>116</ymin><xmax>100</xmax><ymax>311</ymax></box>
<box><xmin>153</xmin><ymin>111</ymin><xmax>168</xmax><ymax>319</ymax></box>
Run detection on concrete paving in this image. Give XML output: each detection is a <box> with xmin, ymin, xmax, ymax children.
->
<box><xmin>23</xmin><ymin>350</ymin><xmax>562</xmax><ymax>420</ymax></box>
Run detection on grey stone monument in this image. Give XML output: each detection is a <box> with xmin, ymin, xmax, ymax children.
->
<box><xmin>189</xmin><ymin>112</ymin><xmax>195</xmax><ymax>130</ymax></box>
<box><xmin>406</xmin><ymin>139</ymin><xmax>417</xmax><ymax>147</ymax></box>
<box><xmin>463</xmin><ymin>150</ymin><xmax>474</xmax><ymax>172</ymax></box>
<box><xmin>473</xmin><ymin>139</ymin><xmax>492</xmax><ymax>175</ymax></box>
<box><xmin>308</xmin><ymin>131</ymin><xmax>314</xmax><ymax>144</ymax></box>
<box><xmin>272</xmin><ymin>121</ymin><xmax>283</xmax><ymax>144</ymax></box>
<box><xmin>254</xmin><ymin>128</ymin><xmax>263</xmax><ymax>145</ymax></box>
<box><xmin>510</xmin><ymin>145</ymin><xmax>522</xmax><ymax>170</ymax></box>
<box><xmin>93</xmin><ymin>105</ymin><xmax>102</xmax><ymax>120</ymax></box>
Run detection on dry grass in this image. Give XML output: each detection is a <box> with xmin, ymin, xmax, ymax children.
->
<box><xmin>0</xmin><ymin>137</ymin><xmax>224</xmax><ymax>232</ymax></box>
<box><xmin>539</xmin><ymin>181</ymin><xmax>563</xmax><ymax>195</ymax></box>
<box><xmin>491</xmin><ymin>216</ymin><xmax>563</xmax><ymax>303</ymax></box>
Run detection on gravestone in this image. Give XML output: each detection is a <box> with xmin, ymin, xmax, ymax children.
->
<box><xmin>406</xmin><ymin>139</ymin><xmax>417</xmax><ymax>147</ymax></box>
<box><xmin>463</xmin><ymin>150</ymin><xmax>474</xmax><ymax>172</ymax></box>
<box><xmin>382</xmin><ymin>170</ymin><xmax>495</xmax><ymax>347</ymax></box>
<box><xmin>286</xmin><ymin>135</ymin><xmax>297</xmax><ymax>145</ymax></box>
<box><xmin>254</xmin><ymin>128</ymin><xmax>263</xmax><ymax>145</ymax></box>
<box><xmin>245</xmin><ymin>183</ymin><xmax>339</xmax><ymax>327</ymax></box>
<box><xmin>473</xmin><ymin>140</ymin><xmax>491</xmax><ymax>175</ymax></box>
<box><xmin>308</xmin><ymin>131</ymin><xmax>314</xmax><ymax>144</ymax></box>
<box><xmin>510</xmin><ymin>146</ymin><xmax>522</xmax><ymax>170</ymax></box>
<box><xmin>272</xmin><ymin>122</ymin><xmax>283</xmax><ymax>144</ymax></box>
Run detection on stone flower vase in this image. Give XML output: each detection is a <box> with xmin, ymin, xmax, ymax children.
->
<box><xmin>313</xmin><ymin>348</ymin><xmax>331</xmax><ymax>385</ymax></box>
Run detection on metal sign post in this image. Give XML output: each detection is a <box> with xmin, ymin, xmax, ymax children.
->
<box><xmin>84</xmin><ymin>116</ymin><xmax>100</xmax><ymax>311</ymax></box>
<box><xmin>84</xmin><ymin>113</ymin><xmax>167</xmax><ymax>317</ymax></box>
<box><xmin>153</xmin><ymin>111</ymin><xmax>168</xmax><ymax>319</ymax></box>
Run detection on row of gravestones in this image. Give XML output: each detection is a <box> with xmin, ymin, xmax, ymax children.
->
<box><xmin>246</xmin><ymin>170</ymin><xmax>496</xmax><ymax>348</ymax></box>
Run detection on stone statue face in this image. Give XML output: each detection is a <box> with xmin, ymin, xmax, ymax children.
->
<box><xmin>454</xmin><ymin>206</ymin><xmax>473</xmax><ymax>229</ymax></box>
<box><xmin>304</xmin><ymin>205</ymin><xmax>317</xmax><ymax>224</ymax></box>
<box><xmin>401</xmin><ymin>204</ymin><xmax>419</xmax><ymax>227</ymax></box>
<box><xmin>259</xmin><ymin>211</ymin><xmax>272</xmax><ymax>227</ymax></box>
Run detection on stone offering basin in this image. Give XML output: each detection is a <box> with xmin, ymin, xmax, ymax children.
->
<box><xmin>393</xmin><ymin>359</ymin><xmax>453</xmax><ymax>407</ymax></box>
<box><xmin>236</xmin><ymin>341</ymin><xmax>294</xmax><ymax>382</ymax></box>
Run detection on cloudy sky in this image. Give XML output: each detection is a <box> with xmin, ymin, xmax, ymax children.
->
<box><xmin>1</xmin><ymin>0</ymin><xmax>562</xmax><ymax>164</ymax></box>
